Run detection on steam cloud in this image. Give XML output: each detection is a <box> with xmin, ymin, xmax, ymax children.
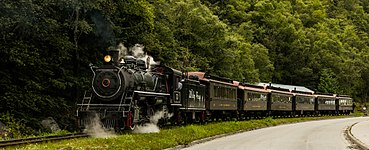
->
<box><xmin>131</xmin><ymin>44</ymin><xmax>146</xmax><ymax>58</ymax></box>
<box><xmin>115</xmin><ymin>43</ymin><xmax>158</xmax><ymax>70</ymax></box>
<box><xmin>130</xmin><ymin>44</ymin><xmax>158</xmax><ymax>70</ymax></box>
<box><xmin>84</xmin><ymin>113</ymin><xmax>116</xmax><ymax>138</ymax></box>
<box><xmin>83</xmin><ymin>111</ymin><xmax>173</xmax><ymax>135</ymax></box>
<box><xmin>117</xmin><ymin>43</ymin><xmax>128</xmax><ymax>58</ymax></box>
<box><xmin>133</xmin><ymin>111</ymin><xmax>173</xmax><ymax>133</ymax></box>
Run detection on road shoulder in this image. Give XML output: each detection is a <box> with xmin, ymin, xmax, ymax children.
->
<box><xmin>346</xmin><ymin>119</ymin><xmax>369</xmax><ymax>150</ymax></box>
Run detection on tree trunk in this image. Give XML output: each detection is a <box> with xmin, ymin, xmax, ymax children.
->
<box><xmin>74</xmin><ymin>7</ymin><xmax>80</xmax><ymax>74</ymax></box>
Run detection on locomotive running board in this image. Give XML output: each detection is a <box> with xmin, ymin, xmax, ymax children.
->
<box><xmin>171</xmin><ymin>104</ymin><xmax>182</xmax><ymax>106</ymax></box>
<box><xmin>77</xmin><ymin>104</ymin><xmax>131</xmax><ymax>107</ymax></box>
<box><xmin>134</xmin><ymin>91</ymin><xmax>170</xmax><ymax>97</ymax></box>
<box><xmin>77</xmin><ymin>104</ymin><xmax>131</xmax><ymax>111</ymax></box>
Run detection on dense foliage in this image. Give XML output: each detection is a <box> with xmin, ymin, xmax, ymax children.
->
<box><xmin>1</xmin><ymin>0</ymin><xmax>369</xmax><ymax>130</ymax></box>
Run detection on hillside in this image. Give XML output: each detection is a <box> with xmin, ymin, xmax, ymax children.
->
<box><xmin>1</xmin><ymin>0</ymin><xmax>369</xmax><ymax>132</ymax></box>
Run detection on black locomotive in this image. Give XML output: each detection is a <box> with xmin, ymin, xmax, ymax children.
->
<box><xmin>77</xmin><ymin>48</ymin><xmax>354</xmax><ymax>131</ymax></box>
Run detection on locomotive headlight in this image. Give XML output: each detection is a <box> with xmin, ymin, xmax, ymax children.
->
<box><xmin>104</xmin><ymin>55</ymin><xmax>112</xmax><ymax>62</ymax></box>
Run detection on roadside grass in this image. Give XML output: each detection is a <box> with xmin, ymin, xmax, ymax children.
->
<box><xmin>10</xmin><ymin>115</ymin><xmax>358</xmax><ymax>150</ymax></box>
<box><xmin>350</xmin><ymin>111</ymin><xmax>367</xmax><ymax>117</ymax></box>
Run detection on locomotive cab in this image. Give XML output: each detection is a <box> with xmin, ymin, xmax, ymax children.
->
<box><xmin>161</xmin><ymin>66</ymin><xmax>182</xmax><ymax>105</ymax></box>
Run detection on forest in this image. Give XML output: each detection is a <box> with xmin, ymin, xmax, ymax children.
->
<box><xmin>1</xmin><ymin>0</ymin><xmax>369</xmax><ymax>132</ymax></box>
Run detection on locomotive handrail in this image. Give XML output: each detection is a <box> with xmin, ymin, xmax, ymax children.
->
<box><xmin>77</xmin><ymin>104</ymin><xmax>130</xmax><ymax>106</ymax></box>
<box><xmin>134</xmin><ymin>90</ymin><xmax>170</xmax><ymax>96</ymax></box>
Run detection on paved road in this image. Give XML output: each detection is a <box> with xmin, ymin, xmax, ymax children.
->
<box><xmin>182</xmin><ymin>117</ymin><xmax>369</xmax><ymax>150</ymax></box>
<box><xmin>351</xmin><ymin>119</ymin><xmax>369</xmax><ymax>148</ymax></box>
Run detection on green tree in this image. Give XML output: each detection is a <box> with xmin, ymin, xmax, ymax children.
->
<box><xmin>317</xmin><ymin>69</ymin><xmax>339</xmax><ymax>93</ymax></box>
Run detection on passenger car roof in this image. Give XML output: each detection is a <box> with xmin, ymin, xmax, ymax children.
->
<box><xmin>187</xmin><ymin>72</ymin><xmax>238</xmax><ymax>86</ymax></box>
<box><xmin>257</xmin><ymin>83</ymin><xmax>314</xmax><ymax>93</ymax></box>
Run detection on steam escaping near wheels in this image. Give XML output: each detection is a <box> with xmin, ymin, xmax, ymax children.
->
<box><xmin>83</xmin><ymin>113</ymin><xmax>116</xmax><ymax>138</ymax></box>
<box><xmin>82</xmin><ymin>111</ymin><xmax>173</xmax><ymax>135</ymax></box>
<box><xmin>133</xmin><ymin>123</ymin><xmax>160</xmax><ymax>133</ymax></box>
<box><xmin>133</xmin><ymin>111</ymin><xmax>173</xmax><ymax>133</ymax></box>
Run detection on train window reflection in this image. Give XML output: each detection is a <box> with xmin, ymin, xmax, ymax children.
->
<box><xmin>319</xmin><ymin>98</ymin><xmax>335</xmax><ymax>105</ymax></box>
<box><xmin>271</xmin><ymin>94</ymin><xmax>291</xmax><ymax>103</ymax></box>
<box><xmin>339</xmin><ymin>99</ymin><xmax>353</xmax><ymax>105</ymax></box>
<box><xmin>245</xmin><ymin>92</ymin><xmax>267</xmax><ymax>102</ymax></box>
<box><xmin>296</xmin><ymin>96</ymin><xmax>314</xmax><ymax>104</ymax></box>
<box><xmin>212</xmin><ymin>84</ymin><xmax>236</xmax><ymax>100</ymax></box>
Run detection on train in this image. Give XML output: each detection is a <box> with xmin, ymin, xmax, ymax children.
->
<box><xmin>76</xmin><ymin>48</ymin><xmax>354</xmax><ymax>131</ymax></box>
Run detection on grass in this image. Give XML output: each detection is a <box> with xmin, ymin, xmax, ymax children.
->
<box><xmin>8</xmin><ymin>115</ymin><xmax>359</xmax><ymax>150</ymax></box>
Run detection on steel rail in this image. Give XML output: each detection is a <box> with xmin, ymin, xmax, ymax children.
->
<box><xmin>0</xmin><ymin>133</ymin><xmax>88</xmax><ymax>148</ymax></box>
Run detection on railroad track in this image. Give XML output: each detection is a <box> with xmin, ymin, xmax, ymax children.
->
<box><xmin>0</xmin><ymin>133</ymin><xmax>88</xmax><ymax>148</ymax></box>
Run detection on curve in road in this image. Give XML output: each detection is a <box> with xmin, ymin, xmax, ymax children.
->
<box><xmin>182</xmin><ymin>117</ymin><xmax>369</xmax><ymax>150</ymax></box>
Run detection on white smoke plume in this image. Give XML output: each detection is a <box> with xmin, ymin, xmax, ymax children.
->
<box><xmin>129</xmin><ymin>44</ymin><xmax>158</xmax><ymax>70</ymax></box>
<box><xmin>114</xmin><ymin>43</ymin><xmax>158</xmax><ymax>69</ymax></box>
<box><xmin>131</xmin><ymin>44</ymin><xmax>146</xmax><ymax>58</ymax></box>
<box><xmin>84</xmin><ymin>113</ymin><xmax>116</xmax><ymax>138</ymax></box>
<box><xmin>117</xmin><ymin>43</ymin><xmax>128</xmax><ymax>63</ymax></box>
<box><xmin>133</xmin><ymin>111</ymin><xmax>173</xmax><ymax>133</ymax></box>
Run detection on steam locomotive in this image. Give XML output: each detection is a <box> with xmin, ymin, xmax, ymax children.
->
<box><xmin>76</xmin><ymin>48</ymin><xmax>354</xmax><ymax>131</ymax></box>
<box><xmin>77</xmin><ymin>48</ymin><xmax>178</xmax><ymax>130</ymax></box>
